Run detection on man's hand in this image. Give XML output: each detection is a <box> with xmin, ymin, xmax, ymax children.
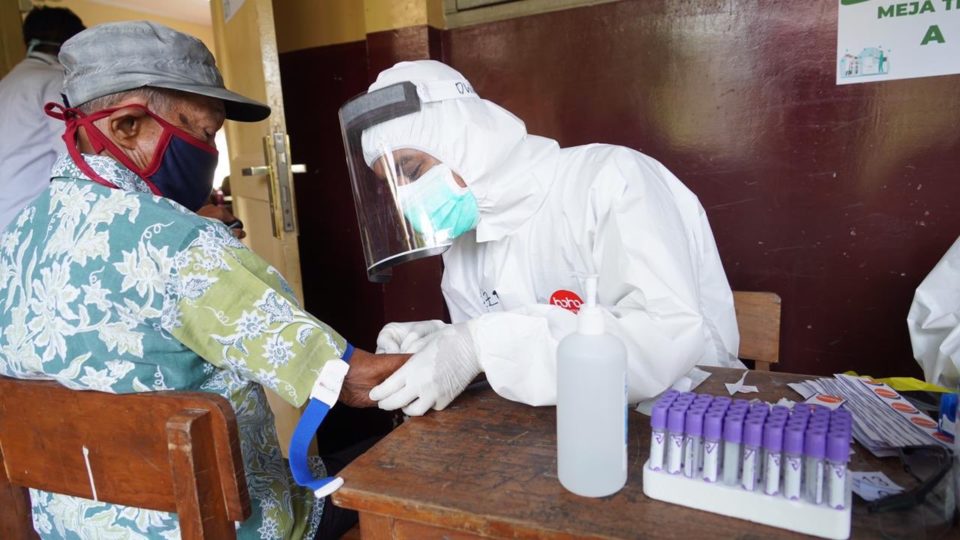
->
<box><xmin>197</xmin><ymin>204</ymin><xmax>246</xmax><ymax>239</ymax></box>
<box><xmin>339</xmin><ymin>349</ymin><xmax>410</xmax><ymax>408</ymax></box>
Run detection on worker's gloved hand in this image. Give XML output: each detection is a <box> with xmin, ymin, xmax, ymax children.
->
<box><xmin>369</xmin><ymin>322</ymin><xmax>481</xmax><ymax>416</ymax></box>
<box><xmin>375</xmin><ymin>320</ymin><xmax>448</xmax><ymax>354</ymax></box>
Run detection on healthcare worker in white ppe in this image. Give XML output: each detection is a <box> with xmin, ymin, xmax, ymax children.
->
<box><xmin>908</xmin><ymin>236</ymin><xmax>960</xmax><ymax>389</ymax></box>
<box><xmin>338</xmin><ymin>60</ymin><xmax>742</xmax><ymax>416</ymax></box>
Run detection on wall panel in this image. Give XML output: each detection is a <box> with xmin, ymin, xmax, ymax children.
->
<box><xmin>441</xmin><ymin>0</ymin><xmax>960</xmax><ymax>377</ymax></box>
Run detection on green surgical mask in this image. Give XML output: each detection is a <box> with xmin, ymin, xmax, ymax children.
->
<box><xmin>397</xmin><ymin>164</ymin><xmax>479</xmax><ymax>240</ymax></box>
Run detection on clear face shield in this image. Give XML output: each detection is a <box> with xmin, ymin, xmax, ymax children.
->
<box><xmin>340</xmin><ymin>82</ymin><xmax>455</xmax><ymax>283</ymax></box>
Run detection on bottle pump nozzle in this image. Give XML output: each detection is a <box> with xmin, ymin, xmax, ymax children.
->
<box><xmin>579</xmin><ymin>275</ymin><xmax>604</xmax><ymax>335</ymax></box>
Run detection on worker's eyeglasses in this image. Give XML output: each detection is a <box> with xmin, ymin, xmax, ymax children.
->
<box><xmin>868</xmin><ymin>445</ymin><xmax>954</xmax><ymax>514</ymax></box>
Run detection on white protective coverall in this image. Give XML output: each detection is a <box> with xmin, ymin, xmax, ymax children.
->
<box><xmin>908</xmin><ymin>236</ymin><xmax>960</xmax><ymax>389</ymax></box>
<box><xmin>366</xmin><ymin>61</ymin><xmax>742</xmax><ymax>407</ymax></box>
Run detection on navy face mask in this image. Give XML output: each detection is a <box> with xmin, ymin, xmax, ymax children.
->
<box><xmin>146</xmin><ymin>127</ymin><xmax>219</xmax><ymax>211</ymax></box>
<box><xmin>46</xmin><ymin>103</ymin><xmax>219</xmax><ymax>212</ymax></box>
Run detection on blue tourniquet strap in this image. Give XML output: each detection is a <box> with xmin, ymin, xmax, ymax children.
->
<box><xmin>289</xmin><ymin>344</ymin><xmax>354</xmax><ymax>495</ymax></box>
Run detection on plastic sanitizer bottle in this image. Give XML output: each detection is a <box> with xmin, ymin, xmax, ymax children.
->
<box><xmin>557</xmin><ymin>276</ymin><xmax>628</xmax><ymax>497</ymax></box>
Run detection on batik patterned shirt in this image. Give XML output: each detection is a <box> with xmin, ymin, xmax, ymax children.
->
<box><xmin>0</xmin><ymin>154</ymin><xmax>347</xmax><ymax>539</ymax></box>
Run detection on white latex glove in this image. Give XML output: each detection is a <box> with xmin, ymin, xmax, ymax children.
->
<box><xmin>375</xmin><ymin>320</ymin><xmax>448</xmax><ymax>354</ymax></box>
<box><xmin>369</xmin><ymin>322</ymin><xmax>482</xmax><ymax>416</ymax></box>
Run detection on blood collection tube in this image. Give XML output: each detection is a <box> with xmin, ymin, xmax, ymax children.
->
<box><xmin>683</xmin><ymin>407</ymin><xmax>705</xmax><ymax>478</ymax></box>
<box><xmin>826</xmin><ymin>430</ymin><xmax>851</xmax><ymax>509</ymax></box>
<box><xmin>702</xmin><ymin>411</ymin><xmax>723</xmax><ymax>482</ymax></box>
<box><xmin>783</xmin><ymin>424</ymin><xmax>804</xmax><ymax>500</ymax></box>
<box><xmin>722</xmin><ymin>414</ymin><xmax>743</xmax><ymax>485</ymax></box>
<box><xmin>666</xmin><ymin>406</ymin><xmax>686</xmax><ymax>474</ymax></box>
<box><xmin>763</xmin><ymin>421</ymin><xmax>784</xmax><ymax>495</ymax></box>
<box><xmin>649</xmin><ymin>402</ymin><xmax>669</xmax><ymax>471</ymax></box>
<box><xmin>804</xmin><ymin>428</ymin><xmax>827</xmax><ymax>504</ymax></box>
<box><xmin>741</xmin><ymin>418</ymin><xmax>763</xmax><ymax>491</ymax></box>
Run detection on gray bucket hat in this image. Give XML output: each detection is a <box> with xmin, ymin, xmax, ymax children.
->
<box><xmin>59</xmin><ymin>21</ymin><xmax>269</xmax><ymax>122</ymax></box>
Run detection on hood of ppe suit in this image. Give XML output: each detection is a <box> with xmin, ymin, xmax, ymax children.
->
<box><xmin>361</xmin><ymin>60</ymin><xmax>561</xmax><ymax>243</ymax></box>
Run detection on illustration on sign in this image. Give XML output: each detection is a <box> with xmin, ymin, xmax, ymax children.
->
<box><xmin>839</xmin><ymin>47</ymin><xmax>890</xmax><ymax>77</ymax></box>
<box><xmin>837</xmin><ymin>0</ymin><xmax>959</xmax><ymax>84</ymax></box>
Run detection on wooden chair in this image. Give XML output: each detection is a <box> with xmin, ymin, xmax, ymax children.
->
<box><xmin>732</xmin><ymin>291</ymin><xmax>782</xmax><ymax>371</ymax></box>
<box><xmin>0</xmin><ymin>377</ymin><xmax>251</xmax><ymax>539</ymax></box>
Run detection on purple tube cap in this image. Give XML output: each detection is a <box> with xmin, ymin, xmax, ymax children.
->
<box><xmin>723</xmin><ymin>416</ymin><xmax>744</xmax><ymax>443</ymax></box>
<box><xmin>651</xmin><ymin>403</ymin><xmax>669</xmax><ymax>430</ymax></box>
<box><xmin>685</xmin><ymin>408</ymin><xmax>705</xmax><ymax>435</ymax></box>
<box><xmin>784</xmin><ymin>425</ymin><xmax>804</xmax><ymax>454</ymax></box>
<box><xmin>763</xmin><ymin>422</ymin><xmax>784</xmax><ymax>451</ymax></box>
<box><xmin>804</xmin><ymin>428</ymin><xmax>827</xmax><ymax>458</ymax></box>
<box><xmin>750</xmin><ymin>402</ymin><xmax>770</xmax><ymax>413</ymax></box>
<box><xmin>830</xmin><ymin>416</ymin><xmax>851</xmax><ymax>428</ymax></box>
<box><xmin>704</xmin><ymin>412</ymin><xmax>723</xmax><ymax>439</ymax></box>
<box><xmin>771</xmin><ymin>405</ymin><xmax>790</xmax><ymax>416</ymax></box>
<box><xmin>668</xmin><ymin>406</ymin><xmax>686</xmax><ymax>432</ymax></box>
<box><xmin>656</xmin><ymin>394</ymin><xmax>677</xmax><ymax>408</ymax></box>
<box><xmin>732</xmin><ymin>398</ymin><xmax>750</xmax><ymax>409</ymax></box>
<box><xmin>743</xmin><ymin>418</ymin><xmax>764</xmax><ymax>446</ymax></box>
<box><xmin>708</xmin><ymin>402</ymin><xmax>729</xmax><ymax>413</ymax></box>
<box><xmin>826</xmin><ymin>431</ymin><xmax>851</xmax><ymax>462</ymax></box>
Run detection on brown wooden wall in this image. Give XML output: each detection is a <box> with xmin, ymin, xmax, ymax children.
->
<box><xmin>280</xmin><ymin>0</ymin><xmax>960</xmax><ymax>378</ymax></box>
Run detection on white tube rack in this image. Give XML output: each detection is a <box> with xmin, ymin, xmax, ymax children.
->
<box><xmin>642</xmin><ymin>459</ymin><xmax>852</xmax><ymax>539</ymax></box>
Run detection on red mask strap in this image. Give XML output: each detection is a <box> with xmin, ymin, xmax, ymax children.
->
<box><xmin>44</xmin><ymin>102</ymin><xmax>164</xmax><ymax>196</ymax></box>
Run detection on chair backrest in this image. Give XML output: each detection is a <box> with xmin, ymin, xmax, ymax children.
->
<box><xmin>732</xmin><ymin>291</ymin><xmax>782</xmax><ymax>371</ymax></box>
<box><xmin>0</xmin><ymin>377</ymin><xmax>250</xmax><ymax>539</ymax></box>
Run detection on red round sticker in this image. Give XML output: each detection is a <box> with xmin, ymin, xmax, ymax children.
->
<box><xmin>891</xmin><ymin>402</ymin><xmax>918</xmax><ymax>414</ymax></box>
<box><xmin>550</xmin><ymin>290</ymin><xmax>584</xmax><ymax>313</ymax></box>
<box><xmin>874</xmin><ymin>388</ymin><xmax>898</xmax><ymax>399</ymax></box>
<box><xmin>933</xmin><ymin>431</ymin><xmax>952</xmax><ymax>443</ymax></box>
<box><xmin>909</xmin><ymin>416</ymin><xmax>937</xmax><ymax>429</ymax></box>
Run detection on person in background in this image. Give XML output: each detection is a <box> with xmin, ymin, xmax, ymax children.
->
<box><xmin>341</xmin><ymin>60</ymin><xmax>742</xmax><ymax>416</ymax></box>
<box><xmin>908</xmin><ymin>236</ymin><xmax>960</xmax><ymax>389</ymax></box>
<box><xmin>0</xmin><ymin>21</ymin><xmax>406</xmax><ymax>539</ymax></box>
<box><xmin>0</xmin><ymin>6</ymin><xmax>84</xmax><ymax>232</ymax></box>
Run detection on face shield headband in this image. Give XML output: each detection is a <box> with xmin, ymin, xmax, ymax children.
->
<box><xmin>45</xmin><ymin>102</ymin><xmax>219</xmax><ymax>212</ymax></box>
<box><xmin>340</xmin><ymin>80</ymin><xmax>479</xmax><ymax>283</ymax></box>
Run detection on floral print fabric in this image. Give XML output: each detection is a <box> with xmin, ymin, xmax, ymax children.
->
<box><xmin>0</xmin><ymin>154</ymin><xmax>346</xmax><ymax>539</ymax></box>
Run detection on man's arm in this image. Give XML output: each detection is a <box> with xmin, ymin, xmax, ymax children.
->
<box><xmin>164</xmin><ymin>222</ymin><xmax>407</xmax><ymax>407</ymax></box>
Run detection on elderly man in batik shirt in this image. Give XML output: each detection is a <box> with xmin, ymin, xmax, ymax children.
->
<box><xmin>0</xmin><ymin>22</ymin><xmax>406</xmax><ymax>540</ymax></box>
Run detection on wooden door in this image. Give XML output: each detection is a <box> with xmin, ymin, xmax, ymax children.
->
<box><xmin>209</xmin><ymin>0</ymin><xmax>307</xmax><ymax>455</ymax></box>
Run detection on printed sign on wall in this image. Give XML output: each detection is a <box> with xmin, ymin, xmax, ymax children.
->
<box><xmin>837</xmin><ymin>0</ymin><xmax>960</xmax><ymax>84</ymax></box>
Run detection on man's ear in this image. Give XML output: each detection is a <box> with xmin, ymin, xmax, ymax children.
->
<box><xmin>104</xmin><ymin>106</ymin><xmax>151</xmax><ymax>150</ymax></box>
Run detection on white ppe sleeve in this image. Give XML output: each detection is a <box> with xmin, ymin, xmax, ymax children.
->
<box><xmin>472</xmin><ymin>164</ymin><xmax>731</xmax><ymax>405</ymax></box>
<box><xmin>907</xmin><ymin>236</ymin><xmax>960</xmax><ymax>388</ymax></box>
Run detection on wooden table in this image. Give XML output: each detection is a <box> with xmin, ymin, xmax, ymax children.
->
<box><xmin>332</xmin><ymin>368</ymin><xmax>938</xmax><ymax>539</ymax></box>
